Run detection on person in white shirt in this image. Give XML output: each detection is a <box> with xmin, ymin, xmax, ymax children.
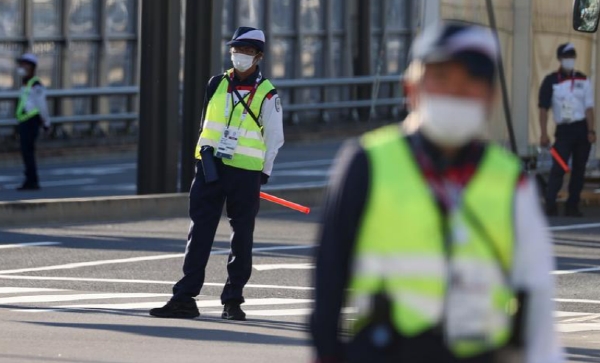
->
<box><xmin>538</xmin><ymin>43</ymin><xmax>596</xmax><ymax>217</ymax></box>
<box><xmin>15</xmin><ymin>53</ymin><xmax>50</xmax><ymax>191</ymax></box>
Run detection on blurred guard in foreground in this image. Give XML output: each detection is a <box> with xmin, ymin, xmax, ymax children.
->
<box><xmin>15</xmin><ymin>53</ymin><xmax>50</xmax><ymax>191</ymax></box>
<box><xmin>150</xmin><ymin>27</ymin><xmax>284</xmax><ymax>321</ymax></box>
<box><xmin>310</xmin><ymin>22</ymin><xmax>562</xmax><ymax>363</ymax></box>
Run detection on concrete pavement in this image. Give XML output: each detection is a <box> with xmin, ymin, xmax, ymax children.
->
<box><xmin>0</xmin><ymin>212</ymin><xmax>600</xmax><ymax>362</ymax></box>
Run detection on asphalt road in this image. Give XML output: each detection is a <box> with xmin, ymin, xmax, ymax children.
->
<box><xmin>0</xmin><ymin>139</ymin><xmax>345</xmax><ymax>202</ymax></box>
<box><xmin>1</xmin><ymin>211</ymin><xmax>600</xmax><ymax>362</ymax></box>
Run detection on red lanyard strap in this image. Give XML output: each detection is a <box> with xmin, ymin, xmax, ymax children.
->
<box><xmin>224</xmin><ymin>72</ymin><xmax>262</xmax><ymax>128</ymax></box>
<box><xmin>557</xmin><ymin>71</ymin><xmax>575</xmax><ymax>91</ymax></box>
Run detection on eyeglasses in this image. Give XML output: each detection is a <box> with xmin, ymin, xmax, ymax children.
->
<box><xmin>231</xmin><ymin>46</ymin><xmax>258</xmax><ymax>56</ymax></box>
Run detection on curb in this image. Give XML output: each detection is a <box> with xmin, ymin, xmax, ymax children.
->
<box><xmin>0</xmin><ymin>187</ymin><xmax>326</xmax><ymax>228</ymax></box>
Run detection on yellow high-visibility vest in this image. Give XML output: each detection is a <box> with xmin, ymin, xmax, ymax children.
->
<box><xmin>349</xmin><ymin>125</ymin><xmax>521</xmax><ymax>358</ymax></box>
<box><xmin>195</xmin><ymin>69</ymin><xmax>274</xmax><ymax>171</ymax></box>
<box><xmin>16</xmin><ymin>77</ymin><xmax>41</xmax><ymax>123</ymax></box>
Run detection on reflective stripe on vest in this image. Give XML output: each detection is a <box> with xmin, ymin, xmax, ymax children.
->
<box><xmin>195</xmin><ymin>69</ymin><xmax>274</xmax><ymax>171</ymax></box>
<box><xmin>348</xmin><ymin>125</ymin><xmax>520</xmax><ymax>358</ymax></box>
<box><xmin>16</xmin><ymin>77</ymin><xmax>41</xmax><ymax>123</ymax></box>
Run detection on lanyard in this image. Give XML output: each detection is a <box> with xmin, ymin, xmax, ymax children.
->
<box><xmin>414</xmin><ymin>147</ymin><xmax>464</xmax><ymax>213</ymax></box>
<box><xmin>557</xmin><ymin>70</ymin><xmax>575</xmax><ymax>91</ymax></box>
<box><xmin>224</xmin><ymin>71</ymin><xmax>262</xmax><ymax>128</ymax></box>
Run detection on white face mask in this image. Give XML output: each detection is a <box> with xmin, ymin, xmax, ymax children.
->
<box><xmin>561</xmin><ymin>59</ymin><xmax>576</xmax><ymax>71</ymax></box>
<box><xmin>231</xmin><ymin>53</ymin><xmax>256</xmax><ymax>72</ymax></box>
<box><xmin>418</xmin><ymin>94</ymin><xmax>487</xmax><ymax>147</ymax></box>
<box><xmin>16</xmin><ymin>67</ymin><xmax>27</xmax><ymax>77</ymax></box>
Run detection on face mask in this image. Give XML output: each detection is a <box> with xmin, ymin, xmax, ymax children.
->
<box><xmin>418</xmin><ymin>94</ymin><xmax>487</xmax><ymax>147</ymax></box>
<box><xmin>16</xmin><ymin>67</ymin><xmax>27</xmax><ymax>77</ymax></box>
<box><xmin>561</xmin><ymin>59</ymin><xmax>576</xmax><ymax>71</ymax></box>
<box><xmin>231</xmin><ymin>53</ymin><xmax>256</xmax><ymax>72</ymax></box>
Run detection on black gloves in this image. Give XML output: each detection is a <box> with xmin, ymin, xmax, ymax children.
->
<box><xmin>261</xmin><ymin>172</ymin><xmax>269</xmax><ymax>185</ymax></box>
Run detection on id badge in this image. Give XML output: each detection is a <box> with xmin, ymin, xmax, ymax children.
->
<box><xmin>561</xmin><ymin>101</ymin><xmax>575</xmax><ymax>122</ymax></box>
<box><xmin>445</xmin><ymin>264</ymin><xmax>492</xmax><ymax>343</ymax></box>
<box><xmin>215</xmin><ymin>128</ymin><xmax>239</xmax><ymax>160</ymax></box>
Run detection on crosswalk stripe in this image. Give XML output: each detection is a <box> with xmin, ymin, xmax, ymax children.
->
<box><xmin>10</xmin><ymin>297</ymin><xmax>313</xmax><ymax>313</ymax></box>
<box><xmin>554</xmin><ymin>311</ymin><xmax>590</xmax><ymax>318</ymax></box>
<box><xmin>0</xmin><ymin>287</ymin><xmax>64</xmax><ymax>294</ymax></box>
<box><xmin>56</xmin><ymin>298</ymin><xmax>312</xmax><ymax>310</ymax></box>
<box><xmin>253</xmin><ymin>263</ymin><xmax>315</xmax><ymax>271</ymax></box>
<box><xmin>205</xmin><ymin>308</ymin><xmax>312</xmax><ymax>317</ymax></box>
<box><xmin>0</xmin><ymin>242</ymin><xmax>62</xmax><ymax>250</ymax></box>
<box><xmin>0</xmin><ymin>275</ymin><xmax>314</xmax><ymax>291</ymax></box>
<box><xmin>0</xmin><ymin>292</ymin><xmax>171</xmax><ymax>304</ymax></box>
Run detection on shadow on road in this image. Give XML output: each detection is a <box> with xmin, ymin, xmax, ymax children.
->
<box><xmin>25</xmin><ymin>320</ymin><xmax>309</xmax><ymax>346</ymax></box>
<box><xmin>0</xmin><ymin>229</ymin><xmax>314</xmax><ymax>259</ymax></box>
<box><xmin>556</xmin><ymin>256</ymin><xmax>600</xmax><ymax>273</ymax></box>
<box><xmin>566</xmin><ymin>347</ymin><xmax>600</xmax><ymax>362</ymax></box>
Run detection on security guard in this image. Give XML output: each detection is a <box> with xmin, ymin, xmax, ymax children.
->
<box><xmin>310</xmin><ymin>22</ymin><xmax>562</xmax><ymax>363</ymax></box>
<box><xmin>539</xmin><ymin>43</ymin><xmax>596</xmax><ymax>217</ymax></box>
<box><xmin>150</xmin><ymin>27</ymin><xmax>284</xmax><ymax>321</ymax></box>
<box><xmin>15</xmin><ymin>53</ymin><xmax>50</xmax><ymax>191</ymax></box>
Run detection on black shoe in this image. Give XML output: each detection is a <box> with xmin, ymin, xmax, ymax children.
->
<box><xmin>545</xmin><ymin>204</ymin><xmax>558</xmax><ymax>217</ymax></box>
<box><xmin>221</xmin><ymin>303</ymin><xmax>246</xmax><ymax>321</ymax></box>
<box><xmin>565</xmin><ymin>206</ymin><xmax>584</xmax><ymax>218</ymax></box>
<box><xmin>16</xmin><ymin>183</ymin><xmax>40</xmax><ymax>191</ymax></box>
<box><xmin>149</xmin><ymin>300</ymin><xmax>199</xmax><ymax>319</ymax></box>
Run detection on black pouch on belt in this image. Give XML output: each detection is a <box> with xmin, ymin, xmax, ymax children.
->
<box><xmin>200</xmin><ymin>146</ymin><xmax>219</xmax><ymax>183</ymax></box>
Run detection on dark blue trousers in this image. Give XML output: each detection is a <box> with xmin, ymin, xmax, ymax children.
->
<box><xmin>545</xmin><ymin>121</ymin><xmax>591</xmax><ymax>209</ymax></box>
<box><xmin>18</xmin><ymin>117</ymin><xmax>40</xmax><ymax>186</ymax></box>
<box><xmin>172</xmin><ymin>159</ymin><xmax>261</xmax><ymax>305</ymax></box>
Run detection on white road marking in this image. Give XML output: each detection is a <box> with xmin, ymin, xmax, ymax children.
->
<box><xmin>556</xmin><ymin>323</ymin><xmax>600</xmax><ymax>333</ymax></box>
<box><xmin>0</xmin><ymin>245</ymin><xmax>315</xmax><ymax>275</ymax></box>
<box><xmin>46</xmin><ymin>164</ymin><xmax>135</xmax><ymax>176</ymax></box>
<box><xmin>272</xmin><ymin>170</ymin><xmax>330</xmax><ymax>177</ymax></box>
<box><xmin>275</xmin><ymin>159</ymin><xmax>332</xmax><ymax>169</ymax></box>
<box><xmin>554</xmin><ymin>311</ymin><xmax>590</xmax><ymax>318</ymax></box>
<box><xmin>253</xmin><ymin>263</ymin><xmax>315</xmax><ymax>271</ymax></box>
<box><xmin>0</xmin><ymin>242</ymin><xmax>61</xmax><ymax>249</ymax></box>
<box><xmin>550</xmin><ymin>222</ymin><xmax>600</xmax><ymax>231</ymax></box>
<box><xmin>210</xmin><ymin>308</ymin><xmax>313</xmax><ymax>317</ymax></box>
<box><xmin>0</xmin><ymin>292</ymin><xmax>171</xmax><ymax>304</ymax></box>
<box><xmin>0</xmin><ymin>287</ymin><xmax>64</xmax><ymax>294</ymax></box>
<box><xmin>12</xmin><ymin>298</ymin><xmax>313</xmax><ymax>313</ymax></box>
<box><xmin>0</xmin><ymin>253</ymin><xmax>185</xmax><ymax>275</ymax></box>
<box><xmin>0</xmin><ymin>275</ymin><xmax>314</xmax><ymax>291</ymax></box>
<box><xmin>555</xmin><ymin>298</ymin><xmax>600</xmax><ymax>305</ymax></box>
<box><xmin>211</xmin><ymin>245</ymin><xmax>315</xmax><ymax>256</ymax></box>
<box><xmin>552</xmin><ymin>266</ymin><xmax>600</xmax><ymax>275</ymax></box>
<box><xmin>262</xmin><ymin>181</ymin><xmax>327</xmax><ymax>191</ymax></box>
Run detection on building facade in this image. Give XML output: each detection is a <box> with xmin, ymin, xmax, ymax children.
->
<box><xmin>0</xmin><ymin>0</ymin><xmax>413</xmax><ymax>132</ymax></box>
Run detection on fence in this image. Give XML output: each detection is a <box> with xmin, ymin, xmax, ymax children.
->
<box><xmin>0</xmin><ymin>75</ymin><xmax>404</xmax><ymax>137</ymax></box>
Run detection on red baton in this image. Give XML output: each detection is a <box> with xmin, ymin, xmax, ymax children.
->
<box><xmin>550</xmin><ymin>147</ymin><xmax>570</xmax><ymax>173</ymax></box>
<box><xmin>260</xmin><ymin>192</ymin><xmax>311</xmax><ymax>214</ymax></box>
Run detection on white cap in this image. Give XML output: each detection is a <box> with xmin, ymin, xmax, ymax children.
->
<box><xmin>17</xmin><ymin>53</ymin><xmax>38</xmax><ymax>66</ymax></box>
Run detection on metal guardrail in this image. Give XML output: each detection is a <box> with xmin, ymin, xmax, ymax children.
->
<box><xmin>0</xmin><ymin>75</ymin><xmax>403</xmax><ymax>129</ymax></box>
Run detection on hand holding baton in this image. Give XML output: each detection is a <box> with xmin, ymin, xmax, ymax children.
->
<box><xmin>260</xmin><ymin>192</ymin><xmax>311</xmax><ymax>214</ymax></box>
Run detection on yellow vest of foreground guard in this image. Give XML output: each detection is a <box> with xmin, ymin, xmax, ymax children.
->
<box><xmin>195</xmin><ymin>69</ymin><xmax>274</xmax><ymax>171</ymax></box>
<box><xmin>349</xmin><ymin>125</ymin><xmax>521</xmax><ymax>358</ymax></box>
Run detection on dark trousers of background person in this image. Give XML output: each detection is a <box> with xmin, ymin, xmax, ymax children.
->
<box><xmin>18</xmin><ymin>116</ymin><xmax>40</xmax><ymax>187</ymax></box>
<box><xmin>545</xmin><ymin>121</ymin><xmax>591</xmax><ymax>210</ymax></box>
<box><xmin>172</xmin><ymin>159</ymin><xmax>261</xmax><ymax>305</ymax></box>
